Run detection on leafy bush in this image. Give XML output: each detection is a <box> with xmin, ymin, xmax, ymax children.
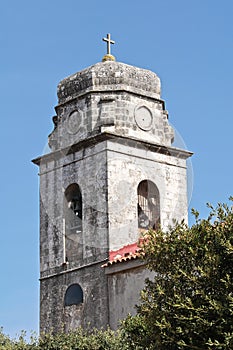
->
<box><xmin>123</xmin><ymin>200</ymin><xmax>233</xmax><ymax>349</ymax></box>
<box><xmin>0</xmin><ymin>327</ymin><xmax>129</xmax><ymax>350</ymax></box>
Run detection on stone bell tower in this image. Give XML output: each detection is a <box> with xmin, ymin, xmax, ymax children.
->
<box><xmin>33</xmin><ymin>34</ymin><xmax>192</xmax><ymax>333</ymax></box>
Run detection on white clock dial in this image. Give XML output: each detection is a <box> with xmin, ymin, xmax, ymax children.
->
<box><xmin>134</xmin><ymin>105</ymin><xmax>153</xmax><ymax>131</ymax></box>
<box><xmin>67</xmin><ymin>110</ymin><xmax>81</xmax><ymax>134</ymax></box>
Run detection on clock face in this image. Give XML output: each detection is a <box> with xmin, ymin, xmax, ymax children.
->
<box><xmin>67</xmin><ymin>110</ymin><xmax>81</xmax><ymax>134</ymax></box>
<box><xmin>134</xmin><ymin>105</ymin><xmax>153</xmax><ymax>131</ymax></box>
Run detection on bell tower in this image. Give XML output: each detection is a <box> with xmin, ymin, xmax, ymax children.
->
<box><xmin>33</xmin><ymin>35</ymin><xmax>192</xmax><ymax>333</ymax></box>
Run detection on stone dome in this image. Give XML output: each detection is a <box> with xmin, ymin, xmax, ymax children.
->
<box><xmin>57</xmin><ymin>61</ymin><xmax>161</xmax><ymax>105</ymax></box>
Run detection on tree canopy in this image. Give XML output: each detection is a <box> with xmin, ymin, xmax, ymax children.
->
<box><xmin>123</xmin><ymin>200</ymin><xmax>233</xmax><ymax>349</ymax></box>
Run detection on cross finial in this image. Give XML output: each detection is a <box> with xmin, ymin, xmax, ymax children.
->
<box><xmin>102</xmin><ymin>33</ymin><xmax>116</xmax><ymax>62</ymax></box>
<box><xmin>103</xmin><ymin>33</ymin><xmax>115</xmax><ymax>55</ymax></box>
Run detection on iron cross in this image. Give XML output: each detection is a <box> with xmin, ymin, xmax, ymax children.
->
<box><xmin>102</xmin><ymin>33</ymin><xmax>115</xmax><ymax>55</ymax></box>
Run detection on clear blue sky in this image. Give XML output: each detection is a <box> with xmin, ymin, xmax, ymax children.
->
<box><xmin>0</xmin><ymin>0</ymin><xmax>232</xmax><ymax>338</ymax></box>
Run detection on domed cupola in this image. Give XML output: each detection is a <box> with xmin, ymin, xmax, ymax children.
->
<box><xmin>49</xmin><ymin>52</ymin><xmax>173</xmax><ymax>152</ymax></box>
<box><xmin>57</xmin><ymin>61</ymin><xmax>161</xmax><ymax>105</ymax></box>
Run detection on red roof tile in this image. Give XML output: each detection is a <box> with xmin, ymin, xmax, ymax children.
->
<box><xmin>102</xmin><ymin>242</ymin><xmax>144</xmax><ymax>267</ymax></box>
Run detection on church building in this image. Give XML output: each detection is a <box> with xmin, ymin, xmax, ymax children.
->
<box><xmin>33</xmin><ymin>34</ymin><xmax>192</xmax><ymax>333</ymax></box>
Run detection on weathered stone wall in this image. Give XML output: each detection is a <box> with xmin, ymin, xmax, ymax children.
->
<box><xmin>38</xmin><ymin>132</ymin><xmax>189</xmax><ymax>332</ymax></box>
<box><xmin>106</xmin><ymin>138</ymin><xmax>189</xmax><ymax>252</ymax></box>
<box><xmin>105</xmin><ymin>262</ymin><xmax>154</xmax><ymax>330</ymax></box>
<box><xmin>39</xmin><ymin>140</ymin><xmax>109</xmax><ymax>276</ymax></box>
<box><xmin>39</xmin><ymin>139</ymin><xmax>110</xmax><ymax>332</ymax></box>
<box><xmin>40</xmin><ymin>262</ymin><xmax>108</xmax><ymax>333</ymax></box>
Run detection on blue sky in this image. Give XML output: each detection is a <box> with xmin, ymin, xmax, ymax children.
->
<box><xmin>0</xmin><ymin>0</ymin><xmax>232</xmax><ymax>338</ymax></box>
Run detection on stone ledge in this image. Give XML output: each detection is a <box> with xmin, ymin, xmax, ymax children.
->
<box><xmin>32</xmin><ymin>132</ymin><xmax>193</xmax><ymax>167</ymax></box>
<box><xmin>40</xmin><ymin>258</ymin><xmax>108</xmax><ymax>281</ymax></box>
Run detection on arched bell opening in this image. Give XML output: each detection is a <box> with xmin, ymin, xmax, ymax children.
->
<box><xmin>63</xmin><ymin>183</ymin><xmax>83</xmax><ymax>262</ymax></box>
<box><xmin>64</xmin><ymin>183</ymin><xmax>82</xmax><ymax>235</ymax></box>
<box><xmin>137</xmin><ymin>180</ymin><xmax>160</xmax><ymax>231</ymax></box>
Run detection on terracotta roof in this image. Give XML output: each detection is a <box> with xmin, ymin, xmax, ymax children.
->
<box><xmin>102</xmin><ymin>242</ymin><xmax>144</xmax><ymax>267</ymax></box>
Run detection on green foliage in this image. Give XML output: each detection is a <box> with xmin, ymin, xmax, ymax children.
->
<box><xmin>0</xmin><ymin>328</ymin><xmax>37</xmax><ymax>350</ymax></box>
<box><xmin>120</xmin><ymin>314</ymin><xmax>153</xmax><ymax>349</ymax></box>
<box><xmin>0</xmin><ymin>327</ymin><xmax>129</xmax><ymax>350</ymax></box>
<box><xmin>123</xmin><ymin>200</ymin><xmax>233</xmax><ymax>349</ymax></box>
<box><xmin>37</xmin><ymin>327</ymin><xmax>128</xmax><ymax>350</ymax></box>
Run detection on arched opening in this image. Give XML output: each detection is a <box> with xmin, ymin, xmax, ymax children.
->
<box><xmin>64</xmin><ymin>183</ymin><xmax>82</xmax><ymax>236</ymax></box>
<box><xmin>64</xmin><ymin>184</ymin><xmax>83</xmax><ymax>262</ymax></box>
<box><xmin>64</xmin><ymin>284</ymin><xmax>83</xmax><ymax>306</ymax></box>
<box><xmin>137</xmin><ymin>180</ymin><xmax>160</xmax><ymax>230</ymax></box>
